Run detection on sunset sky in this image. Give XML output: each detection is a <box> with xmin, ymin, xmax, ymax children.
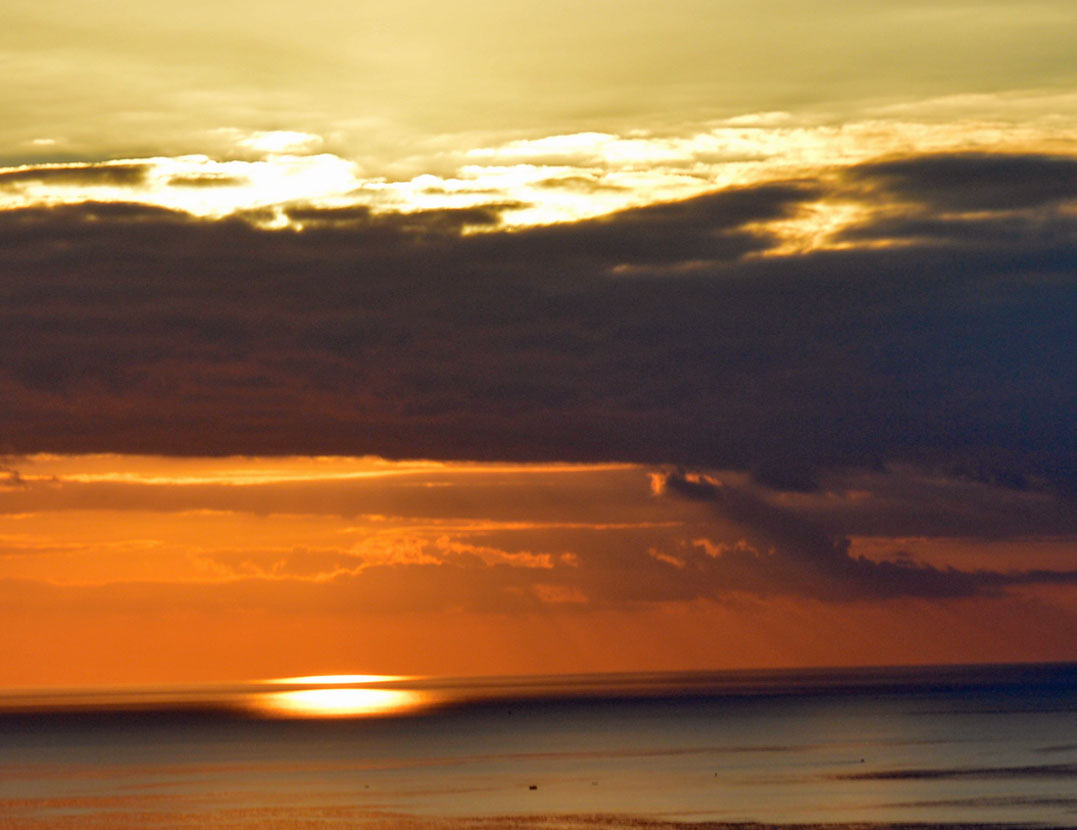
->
<box><xmin>2</xmin><ymin>0</ymin><xmax>1075</xmax><ymax>687</ymax></box>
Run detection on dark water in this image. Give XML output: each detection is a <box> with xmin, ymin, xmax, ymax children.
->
<box><xmin>1</xmin><ymin>664</ymin><xmax>1075</xmax><ymax>829</ymax></box>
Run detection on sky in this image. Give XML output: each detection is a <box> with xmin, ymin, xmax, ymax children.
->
<box><xmin>2</xmin><ymin>0</ymin><xmax>1075</xmax><ymax>687</ymax></box>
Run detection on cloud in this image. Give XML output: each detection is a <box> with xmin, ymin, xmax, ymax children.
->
<box><xmin>652</xmin><ymin>469</ymin><xmax>1077</xmax><ymax>601</ymax></box>
<box><xmin>198</xmin><ymin>547</ymin><xmax>364</xmax><ymax>580</ymax></box>
<box><xmin>828</xmin><ymin>152</ymin><xmax>1077</xmax><ymax>257</ymax></box>
<box><xmin>0</xmin><ymin>454</ymin><xmax>1073</xmax><ymax>609</ymax></box>
<box><xmin>0</xmin><ymin>459</ymin><xmax>25</xmax><ymax>490</ymax></box>
<box><xmin>0</xmin><ymin>163</ymin><xmax>149</xmax><ymax>188</ymax></box>
<box><xmin>844</xmin><ymin>152</ymin><xmax>1077</xmax><ymax>211</ymax></box>
<box><xmin>3</xmin><ymin>452</ymin><xmax>1073</xmax><ymax>610</ymax></box>
<box><xmin>534</xmin><ymin>175</ymin><xmax>628</xmax><ymax>193</ymax></box>
<box><xmin>0</xmin><ymin>150</ymin><xmax>1073</xmax><ymax>499</ymax></box>
<box><xmin>765</xmin><ymin>464</ymin><xmax>1077</xmax><ymax>540</ymax></box>
<box><xmin>834</xmin><ymin>763</ymin><xmax>1077</xmax><ymax>781</ymax></box>
<box><xmin>476</xmin><ymin>181</ymin><xmax>817</xmax><ymax>266</ymax></box>
<box><xmin>167</xmin><ymin>174</ymin><xmax>249</xmax><ymax>188</ymax></box>
<box><xmin>283</xmin><ymin>203</ymin><xmax>514</xmax><ymax>232</ymax></box>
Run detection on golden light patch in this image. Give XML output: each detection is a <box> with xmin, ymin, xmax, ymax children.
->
<box><xmin>744</xmin><ymin>200</ymin><xmax>885</xmax><ymax>256</ymax></box>
<box><xmin>13</xmin><ymin>454</ymin><xmax>632</xmax><ymax>486</ymax></box>
<box><xmin>267</xmin><ymin>674</ymin><xmax>406</xmax><ymax>685</ymax></box>
<box><xmin>247</xmin><ymin>686</ymin><xmax>429</xmax><ymax>718</ymax></box>
<box><xmin>3</xmin><ymin>108</ymin><xmax>1075</xmax><ymax>236</ymax></box>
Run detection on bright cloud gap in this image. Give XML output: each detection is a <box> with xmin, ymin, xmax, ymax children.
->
<box><xmin>3</xmin><ymin>102</ymin><xmax>1076</xmax><ymax>250</ymax></box>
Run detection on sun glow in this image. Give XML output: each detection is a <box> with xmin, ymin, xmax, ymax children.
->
<box><xmin>4</xmin><ymin>106</ymin><xmax>1075</xmax><ymax>235</ymax></box>
<box><xmin>746</xmin><ymin>200</ymin><xmax>884</xmax><ymax>256</ymax></box>
<box><xmin>248</xmin><ymin>687</ymin><xmax>429</xmax><ymax>719</ymax></box>
<box><xmin>267</xmin><ymin>674</ymin><xmax>407</xmax><ymax>685</ymax></box>
<box><xmin>11</xmin><ymin>454</ymin><xmax>633</xmax><ymax>487</ymax></box>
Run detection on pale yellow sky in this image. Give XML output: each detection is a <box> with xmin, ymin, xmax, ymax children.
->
<box><xmin>4</xmin><ymin>1</ymin><xmax>1076</xmax><ymax>232</ymax></box>
<box><xmin>5</xmin><ymin>0</ymin><xmax>1077</xmax><ymax>169</ymax></box>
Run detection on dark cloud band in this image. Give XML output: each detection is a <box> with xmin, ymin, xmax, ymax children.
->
<box><xmin>0</xmin><ymin>163</ymin><xmax>149</xmax><ymax>188</ymax></box>
<box><xmin>655</xmin><ymin>469</ymin><xmax>1077</xmax><ymax>601</ymax></box>
<box><xmin>0</xmin><ymin>152</ymin><xmax>1074</xmax><ymax>496</ymax></box>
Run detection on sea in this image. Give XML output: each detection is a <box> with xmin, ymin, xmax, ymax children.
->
<box><xmin>1</xmin><ymin>663</ymin><xmax>1075</xmax><ymax>829</ymax></box>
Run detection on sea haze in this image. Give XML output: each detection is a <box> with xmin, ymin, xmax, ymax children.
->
<box><xmin>1</xmin><ymin>664</ymin><xmax>1075</xmax><ymax>829</ymax></box>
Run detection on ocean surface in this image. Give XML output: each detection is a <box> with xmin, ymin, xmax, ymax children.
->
<box><xmin>1</xmin><ymin>664</ymin><xmax>1075</xmax><ymax>829</ymax></box>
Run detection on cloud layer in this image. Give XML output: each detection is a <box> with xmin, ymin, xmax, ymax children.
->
<box><xmin>1</xmin><ymin>152</ymin><xmax>1074</xmax><ymax>498</ymax></box>
<box><xmin>654</xmin><ymin>469</ymin><xmax>1077</xmax><ymax>602</ymax></box>
<box><xmin>1</xmin><ymin>455</ymin><xmax>1075</xmax><ymax>682</ymax></box>
<box><xmin>1</xmin><ymin>456</ymin><xmax>1074</xmax><ymax>607</ymax></box>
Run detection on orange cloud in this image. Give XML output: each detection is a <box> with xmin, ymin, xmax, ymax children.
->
<box><xmin>0</xmin><ymin>455</ymin><xmax>1074</xmax><ymax>687</ymax></box>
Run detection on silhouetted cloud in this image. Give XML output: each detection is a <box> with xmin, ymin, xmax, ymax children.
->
<box><xmin>653</xmin><ymin>469</ymin><xmax>1077</xmax><ymax>601</ymax></box>
<box><xmin>0</xmin><ymin>163</ymin><xmax>149</xmax><ymax>188</ymax></box>
<box><xmin>0</xmin><ymin>151</ymin><xmax>1074</xmax><ymax>501</ymax></box>
<box><xmin>845</xmin><ymin>152</ymin><xmax>1077</xmax><ymax>211</ymax></box>
<box><xmin>0</xmin><ymin>458</ymin><xmax>26</xmax><ymax>490</ymax></box>
<box><xmin>835</xmin><ymin>762</ymin><xmax>1077</xmax><ymax>781</ymax></box>
<box><xmin>284</xmin><ymin>203</ymin><xmax>515</xmax><ymax>231</ymax></box>
<box><xmin>167</xmin><ymin>174</ymin><xmax>249</xmax><ymax>188</ymax></box>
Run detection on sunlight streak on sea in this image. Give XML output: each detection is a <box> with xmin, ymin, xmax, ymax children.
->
<box><xmin>1</xmin><ymin>665</ymin><xmax>1074</xmax><ymax>829</ymax></box>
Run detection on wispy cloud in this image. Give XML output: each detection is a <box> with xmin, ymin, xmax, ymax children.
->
<box><xmin>1</xmin><ymin>458</ymin><xmax>1073</xmax><ymax>607</ymax></box>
